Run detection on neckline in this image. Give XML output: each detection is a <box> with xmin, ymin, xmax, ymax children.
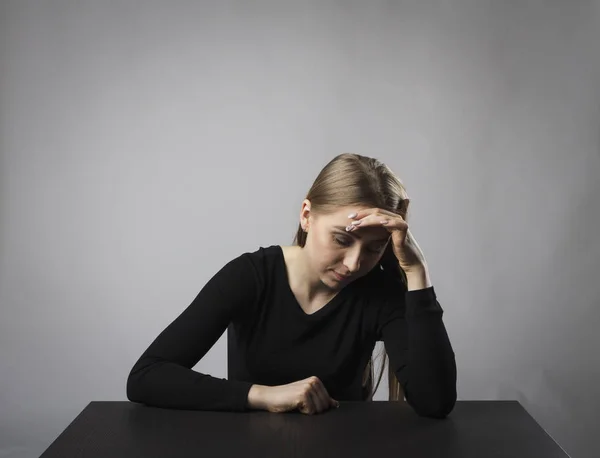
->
<box><xmin>275</xmin><ymin>245</ymin><xmax>347</xmax><ymax>319</ymax></box>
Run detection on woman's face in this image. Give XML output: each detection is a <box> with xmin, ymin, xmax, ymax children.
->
<box><xmin>301</xmin><ymin>202</ymin><xmax>391</xmax><ymax>290</ymax></box>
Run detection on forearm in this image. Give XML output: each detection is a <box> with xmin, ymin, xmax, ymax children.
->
<box><xmin>126</xmin><ymin>357</ymin><xmax>253</xmax><ymax>412</ymax></box>
<box><xmin>405</xmin><ymin>306</ymin><xmax>457</xmax><ymax>417</ymax></box>
<box><xmin>402</xmin><ymin>283</ymin><xmax>457</xmax><ymax>418</ymax></box>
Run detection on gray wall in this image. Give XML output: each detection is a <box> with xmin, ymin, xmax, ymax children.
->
<box><xmin>1</xmin><ymin>1</ymin><xmax>598</xmax><ymax>457</ymax></box>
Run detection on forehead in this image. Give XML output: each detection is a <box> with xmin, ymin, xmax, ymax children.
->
<box><xmin>320</xmin><ymin>206</ymin><xmax>390</xmax><ymax>241</ymax></box>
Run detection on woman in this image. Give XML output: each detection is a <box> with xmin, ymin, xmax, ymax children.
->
<box><xmin>126</xmin><ymin>153</ymin><xmax>457</xmax><ymax>417</ymax></box>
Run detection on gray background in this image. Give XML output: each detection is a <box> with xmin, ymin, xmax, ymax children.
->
<box><xmin>1</xmin><ymin>1</ymin><xmax>598</xmax><ymax>457</ymax></box>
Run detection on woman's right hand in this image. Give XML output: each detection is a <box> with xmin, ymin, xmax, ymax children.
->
<box><xmin>248</xmin><ymin>376</ymin><xmax>340</xmax><ymax>415</ymax></box>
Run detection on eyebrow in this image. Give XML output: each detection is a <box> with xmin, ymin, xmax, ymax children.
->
<box><xmin>332</xmin><ymin>226</ymin><xmax>391</xmax><ymax>243</ymax></box>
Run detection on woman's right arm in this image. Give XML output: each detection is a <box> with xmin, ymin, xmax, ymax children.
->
<box><xmin>126</xmin><ymin>253</ymin><xmax>259</xmax><ymax>412</ymax></box>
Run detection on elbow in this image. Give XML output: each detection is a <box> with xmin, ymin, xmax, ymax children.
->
<box><xmin>126</xmin><ymin>361</ymin><xmax>154</xmax><ymax>403</ymax></box>
<box><xmin>407</xmin><ymin>358</ymin><xmax>458</xmax><ymax>419</ymax></box>
<box><xmin>407</xmin><ymin>387</ymin><xmax>457</xmax><ymax>419</ymax></box>
<box><xmin>126</xmin><ymin>357</ymin><xmax>170</xmax><ymax>404</ymax></box>
<box><xmin>126</xmin><ymin>370</ymin><xmax>143</xmax><ymax>403</ymax></box>
<box><xmin>414</xmin><ymin>396</ymin><xmax>456</xmax><ymax>419</ymax></box>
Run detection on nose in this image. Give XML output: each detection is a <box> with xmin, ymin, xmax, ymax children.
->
<box><xmin>343</xmin><ymin>247</ymin><xmax>362</xmax><ymax>274</ymax></box>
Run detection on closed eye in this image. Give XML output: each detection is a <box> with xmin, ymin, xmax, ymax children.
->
<box><xmin>333</xmin><ymin>236</ymin><xmax>351</xmax><ymax>247</ymax></box>
<box><xmin>333</xmin><ymin>235</ymin><xmax>387</xmax><ymax>253</ymax></box>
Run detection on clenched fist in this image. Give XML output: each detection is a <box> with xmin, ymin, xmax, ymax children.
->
<box><xmin>247</xmin><ymin>376</ymin><xmax>340</xmax><ymax>415</ymax></box>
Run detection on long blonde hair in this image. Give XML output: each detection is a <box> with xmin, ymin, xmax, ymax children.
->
<box><xmin>292</xmin><ymin>153</ymin><xmax>410</xmax><ymax>402</ymax></box>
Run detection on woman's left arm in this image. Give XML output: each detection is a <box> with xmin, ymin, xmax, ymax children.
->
<box><xmin>347</xmin><ymin>208</ymin><xmax>457</xmax><ymax>418</ymax></box>
<box><xmin>384</xmin><ymin>265</ymin><xmax>457</xmax><ymax>419</ymax></box>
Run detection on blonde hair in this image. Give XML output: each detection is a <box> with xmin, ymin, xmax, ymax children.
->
<box><xmin>292</xmin><ymin>153</ymin><xmax>410</xmax><ymax>402</ymax></box>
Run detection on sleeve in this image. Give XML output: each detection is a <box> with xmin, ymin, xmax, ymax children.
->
<box><xmin>126</xmin><ymin>253</ymin><xmax>259</xmax><ymax>412</ymax></box>
<box><xmin>376</xmin><ymin>272</ymin><xmax>457</xmax><ymax>418</ymax></box>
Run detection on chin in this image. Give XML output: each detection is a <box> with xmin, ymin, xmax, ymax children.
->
<box><xmin>320</xmin><ymin>272</ymin><xmax>340</xmax><ymax>289</ymax></box>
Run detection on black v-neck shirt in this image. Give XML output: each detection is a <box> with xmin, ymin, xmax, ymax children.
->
<box><xmin>127</xmin><ymin>245</ymin><xmax>457</xmax><ymax>417</ymax></box>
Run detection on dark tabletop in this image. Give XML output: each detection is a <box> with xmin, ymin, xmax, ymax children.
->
<box><xmin>39</xmin><ymin>401</ymin><xmax>569</xmax><ymax>458</ymax></box>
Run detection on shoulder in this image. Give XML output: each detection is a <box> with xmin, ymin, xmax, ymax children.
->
<box><xmin>232</xmin><ymin>244</ymin><xmax>282</xmax><ymax>271</ymax></box>
<box><xmin>202</xmin><ymin>245</ymin><xmax>281</xmax><ymax>320</ymax></box>
<box><xmin>217</xmin><ymin>244</ymin><xmax>282</xmax><ymax>287</ymax></box>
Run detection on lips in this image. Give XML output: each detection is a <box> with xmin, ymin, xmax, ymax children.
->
<box><xmin>332</xmin><ymin>271</ymin><xmax>351</xmax><ymax>281</ymax></box>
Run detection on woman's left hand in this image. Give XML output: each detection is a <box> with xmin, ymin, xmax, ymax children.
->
<box><xmin>346</xmin><ymin>208</ymin><xmax>427</xmax><ymax>274</ymax></box>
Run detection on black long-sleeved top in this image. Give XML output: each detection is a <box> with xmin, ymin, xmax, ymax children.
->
<box><xmin>126</xmin><ymin>245</ymin><xmax>457</xmax><ymax>417</ymax></box>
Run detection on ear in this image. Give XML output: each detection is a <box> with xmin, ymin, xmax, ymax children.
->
<box><xmin>300</xmin><ymin>199</ymin><xmax>312</xmax><ymax>231</ymax></box>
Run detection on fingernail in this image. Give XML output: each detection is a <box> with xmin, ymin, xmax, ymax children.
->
<box><xmin>351</xmin><ymin>220</ymin><xmax>361</xmax><ymax>226</ymax></box>
<box><xmin>348</xmin><ymin>212</ymin><xmax>357</xmax><ymax>219</ymax></box>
